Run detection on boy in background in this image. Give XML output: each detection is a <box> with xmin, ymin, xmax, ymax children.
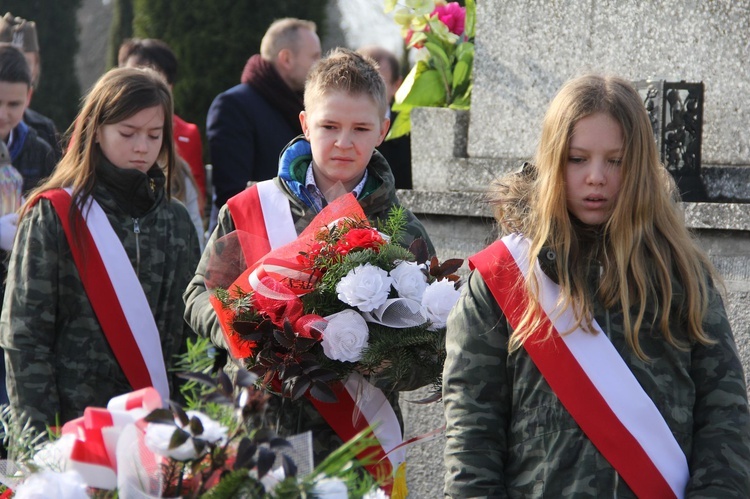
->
<box><xmin>0</xmin><ymin>13</ymin><xmax>61</xmax><ymax>161</ymax></box>
<box><xmin>0</xmin><ymin>43</ymin><xmax>55</xmax><ymax>406</ymax></box>
<box><xmin>184</xmin><ymin>48</ymin><xmax>433</xmax><ymax>463</ymax></box>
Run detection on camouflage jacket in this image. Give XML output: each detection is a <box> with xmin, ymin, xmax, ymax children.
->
<box><xmin>184</xmin><ymin>137</ymin><xmax>434</xmax><ymax>462</ymax></box>
<box><xmin>0</xmin><ymin>169</ymin><xmax>201</xmax><ymax>430</ymax></box>
<box><xmin>443</xmin><ymin>251</ymin><xmax>750</xmax><ymax>498</ymax></box>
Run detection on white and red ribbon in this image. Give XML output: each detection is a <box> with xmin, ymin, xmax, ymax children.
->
<box><xmin>470</xmin><ymin>234</ymin><xmax>689</xmax><ymax>499</ymax></box>
<box><xmin>41</xmin><ymin>189</ymin><xmax>169</xmax><ymax>403</ymax></box>
<box><xmin>60</xmin><ymin>388</ymin><xmax>163</xmax><ymax>490</ymax></box>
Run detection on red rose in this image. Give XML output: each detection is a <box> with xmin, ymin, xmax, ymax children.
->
<box><xmin>339</xmin><ymin>228</ymin><xmax>385</xmax><ymax>253</ymax></box>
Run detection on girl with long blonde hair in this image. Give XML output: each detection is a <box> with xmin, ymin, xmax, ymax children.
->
<box><xmin>443</xmin><ymin>74</ymin><xmax>750</xmax><ymax>497</ymax></box>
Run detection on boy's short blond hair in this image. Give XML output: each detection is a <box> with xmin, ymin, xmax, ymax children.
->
<box><xmin>303</xmin><ymin>48</ymin><xmax>387</xmax><ymax>120</ymax></box>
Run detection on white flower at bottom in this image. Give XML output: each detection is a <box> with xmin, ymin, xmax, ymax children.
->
<box><xmin>421</xmin><ymin>279</ymin><xmax>461</xmax><ymax>330</ymax></box>
<box><xmin>15</xmin><ymin>470</ymin><xmax>88</xmax><ymax>499</ymax></box>
<box><xmin>322</xmin><ymin>309</ymin><xmax>369</xmax><ymax>362</ymax></box>
<box><xmin>390</xmin><ymin>261</ymin><xmax>428</xmax><ymax>302</ymax></box>
<box><xmin>336</xmin><ymin>263</ymin><xmax>393</xmax><ymax>312</ymax></box>
<box><xmin>312</xmin><ymin>477</ymin><xmax>348</xmax><ymax>498</ymax></box>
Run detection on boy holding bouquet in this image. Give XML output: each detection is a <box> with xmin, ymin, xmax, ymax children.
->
<box><xmin>184</xmin><ymin>49</ymin><xmax>434</xmax><ymax>467</ymax></box>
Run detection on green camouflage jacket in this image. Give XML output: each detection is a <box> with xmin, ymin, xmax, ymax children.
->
<box><xmin>443</xmin><ymin>252</ymin><xmax>750</xmax><ymax>498</ymax></box>
<box><xmin>184</xmin><ymin>138</ymin><xmax>434</xmax><ymax>462</ymax></box>
<box><xmin>0</xmin><ymin>171</ymin><xmax>200</xmax><ymax>430</ymax></box>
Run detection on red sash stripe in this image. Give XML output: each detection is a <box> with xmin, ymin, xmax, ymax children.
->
<box><xmin>40</xmin><ymin>190</ymin><xmax>154</xmax><ymax>394</ymax></box>
<box><xmin>470</xmin><ymin>238</ymin><xmax>682</xmax><ymax>499</ymax></box>
<box><xmin>227</xmin><ymin>183</ymin><xmax>272</xmax><ymax>267</ymax></box>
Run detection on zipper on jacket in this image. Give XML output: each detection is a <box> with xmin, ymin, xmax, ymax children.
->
<box><xmin>133</xmin><ymin>218</ymin><xmax>141</xmax><ymax>275</ymax></box>
<box><xmin>613</xmin><ymin>470</ymin><xmax>619</xmax><ymax>498</ymax></box>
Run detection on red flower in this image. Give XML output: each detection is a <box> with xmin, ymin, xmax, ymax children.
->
<box><xmin>339</xmin><ymin>228</ymin><xmax>385</xmax><ymax>253</ymax></box>
<box><xmin>434</xmin><ymin>2</ymin><xmax>466</xmax><ymax>36</ymax></box>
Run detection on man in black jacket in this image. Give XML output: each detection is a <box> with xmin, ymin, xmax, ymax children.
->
<box><xmin>207</xmin><ymin>18</ymin><xmax>321</xmax><ymax>225</ymax></box>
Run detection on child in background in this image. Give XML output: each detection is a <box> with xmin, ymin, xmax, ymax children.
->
<box><xmin>0</xmin><ymin>68</ymin><xmax>200</xmax><ymax>430</ymax></box>
<box><xmin>118</xmin><ymin>38</ymin><xmax>205</xmax><ymax>249</ymax></box>
<box><xmin>184</xmin><ymin>48</ymin><xmax>434</xmax><ymax>463</ymax></box>
<box><xmin>0</xmin><ymin>13</ymin><xmax>62</xmax><ymax>161</ymax></box>
<box><xmin>443</xmin><ymin>74</ymin><xmax>750</xmax><ymax>497</ymax></box>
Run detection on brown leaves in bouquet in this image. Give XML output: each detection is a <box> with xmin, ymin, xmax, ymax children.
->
<box><xmin>408</xmin><ymin>238</ymin><xmax>430</xmax><ymax>265</ymax></box>
<box><xmin>250</xmin><ymin>319</ymin><xmax>340</xmax><ymax>404</ymax></box>
<box><xmin>410</xmin><ymin>237</ymin><xmax>463</xmax><ymax>284</ymax></box>
<box><xmin>429</xmin><ymin>256</ymin><xmax>463</xmax><ymax>284</ymax></box>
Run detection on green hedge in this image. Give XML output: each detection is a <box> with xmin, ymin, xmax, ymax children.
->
<box><xmin>3</xmin><ymin>0</ymin><xmax>81</xmax><ymax>133</ymax></box>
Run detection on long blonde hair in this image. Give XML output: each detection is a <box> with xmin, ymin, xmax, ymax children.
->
<box><xmin>23</xmin><ymin>67</ymin><xmax>175</xmax><ymax>235</ymax></box>
<box><xmin>491</xmin><ymin>74</ymin><xmax>716</xmax><ymax>358</ymax></box>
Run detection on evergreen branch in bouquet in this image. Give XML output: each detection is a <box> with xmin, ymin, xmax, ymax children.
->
<box><xmin>376</xmin><ymin>205</ymin><xmax>408</xmax><ymax>244</ymax></box>
<box><xmin>359</xmin><ymin>324</ymin><xmax>447</xmax><ymax>392</ymax></box>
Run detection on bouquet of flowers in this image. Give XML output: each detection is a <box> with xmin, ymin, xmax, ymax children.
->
<box><xmin>211</xmin><ymin>197</ymin><xmax>462</xmax><ymax>404</ymax></box>
<box><xmin>383</xmin><ymin>0</ymin><xmax>476</xmax><ymax>139</ymax></box>
<box><xmin>0</xmin><ymin>339</ymin><xmax>388</xmax><ymax>499</ymax></box>
<box><xmin>207</xmin><ymin>192</ymin><xmax>462</xmax><ymax>496</ymax></box>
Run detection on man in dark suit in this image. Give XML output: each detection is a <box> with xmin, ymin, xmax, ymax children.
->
<box><xmin>207</xmin><ymin>18</ymin><xmax>321</xmax><ymax>220</ymax></box>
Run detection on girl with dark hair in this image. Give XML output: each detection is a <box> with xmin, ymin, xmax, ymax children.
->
<box><xmin>0</xmin><ymin>67</ymin><xmax>200</xmax><ymax>430</ymax></box>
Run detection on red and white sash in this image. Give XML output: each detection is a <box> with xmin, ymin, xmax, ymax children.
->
<box><xmin>470</xmin><ymin>234</ymin><xmax>689</xmax><ymax>499</ymax></box>
<box><xmin>226</xmin><ymin>181</ymin><xmax>406</xmax><ymax>492</ymax></box>
<box><xmin>40</xmin><ymin>189</ymin><xmax>169</xmax><ymax>403</ymax></box>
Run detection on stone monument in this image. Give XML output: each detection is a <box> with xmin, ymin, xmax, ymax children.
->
<box><xmin>399</xmin><ymin>1</ymin><xmax>750</xmax><ymax>496</ymax></box>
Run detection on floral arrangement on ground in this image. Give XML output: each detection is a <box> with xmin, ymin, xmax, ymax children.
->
<box><xmin>0</xmin><ymin>338</ymin><xmax>388</xmax><ymax>498</ymax></box>
<box><xmin>212</xmin><ymin>200</ymin><xmax>463</xmax><ymax>405</ymax></box>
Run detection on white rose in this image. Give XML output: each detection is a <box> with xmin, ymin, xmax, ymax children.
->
<box><xmin>322</xmin><ymin>309</ymin><xmax>369</xmax><ymax>362</ymax></box>
<box><xmin>15</xmin><ymin>470</ymin><xmax>88</xmax><ymax>499</ymax></box>
<box><xmin>389</xmin><ymin>261</ymin><xmax>428</xmax><ymax>301</ymax></box>
<box><xmin>336</xmin><ymin>263</ymin><xmax>393</xmax><ymax>312</ymax></box>
<box><xmin>312</xmin><ymin>477</ymin><xmax>348</xmax><ymax>498</ymax></box>
<box><xmin>421</xmin><ymin>279</ymin><xmax>461</xmax><ymax>330</ymax></box>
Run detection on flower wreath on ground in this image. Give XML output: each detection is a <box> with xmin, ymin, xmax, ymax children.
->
<box><xmin>0</xmin><ymin>338</ymin><xmax>388</xmax><ymax>499</ymax></box>
<box><xmin>206</xmin><ymin>192</ymin><xmax>463</xmax><ymax>495</ymax></box>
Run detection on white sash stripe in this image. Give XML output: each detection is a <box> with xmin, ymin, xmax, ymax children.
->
<box><xmin>66</xmin><ymin>189</ymin><xmax>169</xmax><ymax>403</ymax></box>
<box><xmin>256</xmin><ymin>180</ymin><xmax>298</xmax><ymax>249</ymax></box>
<box><xmin>503</xmin><ymin>234</ymin><xmax>688</xmax><ymax>498</ymax></box>
<box><xmin>344</xmin><ymin>373</ymin><xmax>406</xmax><ymax>469</ymax></box>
